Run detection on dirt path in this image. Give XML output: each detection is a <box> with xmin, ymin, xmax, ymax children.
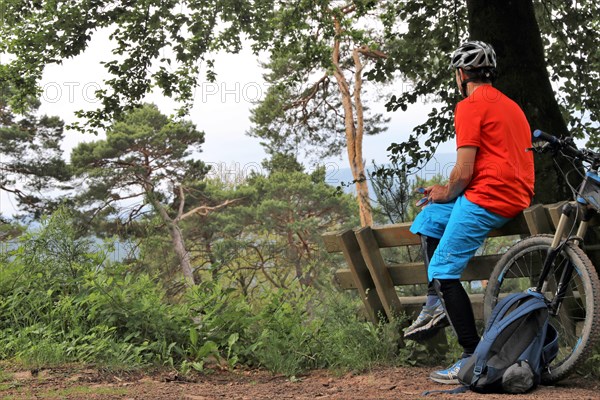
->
<box><xmin>0</xmin><ymin>366</ymin><xmax>599</xmax><ymax>399</ymax></box>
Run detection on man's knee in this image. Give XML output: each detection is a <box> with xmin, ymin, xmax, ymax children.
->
<box><xmin>431</xmin><ymin>278</ymin><xmax>461</xmax><ymax>297</ymax></box>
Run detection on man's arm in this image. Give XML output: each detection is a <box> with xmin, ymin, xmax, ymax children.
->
<box><xmin>426</xmin><ymin>146</ymin><xmax>477</xmax><ymax>203</ymax></box>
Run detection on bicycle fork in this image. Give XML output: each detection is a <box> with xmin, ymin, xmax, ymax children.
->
<box><xmin>535</xmin><ymin>203</ymin><xmax>596</xmax><ymax>316</ymax></box>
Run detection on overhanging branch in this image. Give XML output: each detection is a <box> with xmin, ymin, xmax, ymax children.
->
<box><xmin>177</xmin><ymin>197</ymin><xmax>243</xmax><ymax>222</ymax></box>
<box><xmin>286</xmin><ymin>74</ymin><xmax>330</xmax><ymax>111</ymax></box>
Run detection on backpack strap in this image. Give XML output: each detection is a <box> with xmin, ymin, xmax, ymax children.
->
<box><xmin>471</xmin><ymin>357</ymin><xmax>487</xmax><ymax>386</ymax></box>
<box><xmin>469</xmin><ymin>294</ymin><xmax>548</xmax><ymax>387</ymax></box>
<box><xmin>486</xmin><ymin>292</ymin><xmax>533</xmax><ymax>330</ymax></box>
<box><xmin>490</xmin><ymin>297</ymin><xmax>547</xmax><ymax>337</ymax></box>
<box><xmin>422</xmin><ymin>385</ymin><xmax>469</xmax><ymax>396</ymax></box>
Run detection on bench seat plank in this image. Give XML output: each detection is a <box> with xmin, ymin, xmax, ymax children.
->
<box><xmin>335</xmin><ymin>254</ymin><xmax>501</xmax><ymax>289</ymax></box>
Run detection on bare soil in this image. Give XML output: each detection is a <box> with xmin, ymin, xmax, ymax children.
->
<box><xmin>0</xmin><ymin>366</ymin><xmax>599</xmax><ymax>400</ymax></box>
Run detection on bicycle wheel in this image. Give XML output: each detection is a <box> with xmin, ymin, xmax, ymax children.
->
<box><xmin>484</xmin><ymin>235</ymin><xmax>600</xmax><ymax>383</ymax></box>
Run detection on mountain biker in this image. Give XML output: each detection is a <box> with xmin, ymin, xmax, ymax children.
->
<box><xmin>404</xmin><ymin>40</ymin><xmax>535</xmax><ymax>384</ymax></box>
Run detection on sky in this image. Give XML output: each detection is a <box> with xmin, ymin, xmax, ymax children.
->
<box><xmin>35</xmin><ymin>30</ymin><xmax>455</xmax><ymax>174</ymax></box>
<box><xmin>1</xmin><ymin>30</ymin><xmax>457</xmax><ymax>216</ymax></box>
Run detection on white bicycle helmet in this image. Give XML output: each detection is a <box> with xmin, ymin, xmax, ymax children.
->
<box><xmin>451</xmin><ymin>40</ymin><xmax>497</xmax><ymax>70</ymax></box>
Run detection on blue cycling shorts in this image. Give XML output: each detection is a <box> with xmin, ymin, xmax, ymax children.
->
<box><xmin>409</xmin><ymin>195</ymin><xmax>510</xmax><ymax>280</ymax></box>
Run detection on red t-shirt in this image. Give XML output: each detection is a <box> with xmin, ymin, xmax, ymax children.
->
<box><xmin>455</xmin><ymin>85</ymin><xmax>535</xmax><ymax>218</ymax></box>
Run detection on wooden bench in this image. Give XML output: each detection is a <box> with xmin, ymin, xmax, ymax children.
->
<box><xmin>322</xmin><ymin>201</ymin><xmax>600</xmax><ymax>325</ymax></box>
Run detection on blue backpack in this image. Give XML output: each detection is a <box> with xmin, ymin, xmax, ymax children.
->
<box><xmin>456</xmin><ymin>290</ymin><xmax>559</xmax><ymax>393</ymax></box>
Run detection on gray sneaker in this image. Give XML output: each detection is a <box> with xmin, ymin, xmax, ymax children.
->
<box><xmin>403</xmin><ymin>300</ymin><xmax>449</xmax><ymax>340</ymax></box>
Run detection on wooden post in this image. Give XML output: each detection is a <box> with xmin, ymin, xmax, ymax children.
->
<box><xmin>355</xmin><ymin>227</ymin><xmax>403</xmax><ymax>320</ymax></box>
<box><xmin>523</xmin><ymin>204</ymin><xmax>552</xmax><ymax>235</ymax></box>
<box><xmin>338</xmin><ymin>230</ymin><xmax>386</xmax><ymax>324</ymax></box>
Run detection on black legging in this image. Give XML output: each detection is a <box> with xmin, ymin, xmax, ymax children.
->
<box><xmin>421</xmin><ymin>235</ymin><xmax>440</xmax><ymax>297</ymax></box>
<box><xmin>434</xmin><ymin>278</ymin><xmax>480</xmax><ymax>355</ymax></box>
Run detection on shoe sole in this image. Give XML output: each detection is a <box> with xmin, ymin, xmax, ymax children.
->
<box><xmin>403</xmin><ymin>315</ymin><xmax>450</xmax><ymax>341</ymax></box>
<box><xmin>429</xmin><ymin>376</ymin><xmax>460</xmax><ymax>385</ymax></box>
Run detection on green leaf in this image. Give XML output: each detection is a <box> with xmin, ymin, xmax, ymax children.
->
<box><xmin>197</xmin><ymin>340</ymin><xmax>219</xmax><ymax>359</ymax></box>
<box><xmin>227</xmin><ymin>332</ymin><xmax>239</xmax><ymax>350</ymax></box>
<box><xmin>190</xmin><ymin>328</ymin><xmax>198</xmax><ymax>347</ymax></box>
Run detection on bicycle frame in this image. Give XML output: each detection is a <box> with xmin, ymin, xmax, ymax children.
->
<box><xmin>534</xmin><ymin>201</ymin><xmax>597</xmax><ymax>316</ymax></box>
<box><xmin>528</xmin><ymin>140</ymin><xmax>600</xmax><ymax>315</ymax></box>
<box><xmin>494</xmin><ymin>130</ymin><xmax>600</xmax><ymax>382</ymax></box>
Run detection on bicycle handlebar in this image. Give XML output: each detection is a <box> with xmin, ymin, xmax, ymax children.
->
<box><xmin>533</xmin><ymin>129</ymin><xmax>559</xmax><ymax>144</ymax></box>
<box><xmin>532</xmin><ymin>129</ymin><xmax>596</xmax><ymax>163</ymax></box>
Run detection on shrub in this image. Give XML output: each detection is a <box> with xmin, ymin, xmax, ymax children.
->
<box><xmin>0</xmin><ymin>208</ymin><xmax>432</xmax><ymax>374</ymax></box>
<box><xmin>0</xmin><ymin>209</ymin><xmax>192</xmax><ymax>369</ymax></box>
<box><xmin>249</xmin><ymin>285</ymin><xmax>406</xmax><ymax>375</ymax></box>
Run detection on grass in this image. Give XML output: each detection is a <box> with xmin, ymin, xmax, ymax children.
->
<box><xmin>0</xmin><ymin>362</ymin><xmax>130</xmax><ymax>400</ymax></box>
<box><xmin>40</xmin><ymin>385</ymin><xmax>129</xmax><ymax>399</ymax></box>
<box><xmin>0</xmin><ymin>370</ymin><xmax>13</xmax><ymax>384</ymax></box>
<box><xmin>0</xmin><ymin>384</ymin><xmax>128</xmax><ymax>400</ymax></box>
<box><xmin>0</xmin><ymin>370</ymin><xmax>22</xmax><ymax>396</ymax></box>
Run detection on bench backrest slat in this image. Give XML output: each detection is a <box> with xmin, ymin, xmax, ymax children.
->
<box><xmin>324</xmin><ymin>212</ymin><xmax>531</xmax><ymax>253</ymax></box>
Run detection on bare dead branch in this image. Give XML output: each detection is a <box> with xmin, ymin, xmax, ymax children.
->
<box><xmin>0</xmin><ymin>184</ymin><xmax>27</xmax><ymax>200</ymax></box>
<box><xmin>340</xmin><ymin>4</ymin><xmax>356</xmax><ymax>14</ymax></box>
<box><xmin>177</xmin><ymin>197</ymin><xmax>242</xmax><ymax>222</ymax></box>
<box><xmin>177</xmin><ymin>185</ymin><xmax>186</xmax><ymax>219</ymax></box>
<box><xmin>249</xmin><ymin>244</ymin><xmax>281</xmax><ymax>288</ymax></box>
<box><xmin>286</xmin><ymin>74</ymin><xmax>330</xmax><ymax>111</ymax></box>
<box><xmin>295</xmin><ymin>231</ymin><xmax>312</xmax><ymax>256</ymax></box>
<box><xmin>356</xmin><ymin>45</ymin><xmax>388</xmax><ymax>60</ymax></box>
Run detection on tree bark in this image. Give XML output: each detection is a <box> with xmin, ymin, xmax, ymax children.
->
<box><xmin>467</xmin><ymin>0</ymin><xmax>572</xmax><ymax>203</ymax></box>
<box><xmin>352</xmin><ymin>47</ymin><xmax>374</xmax><ymax>227</ymax></box>
<box><xmin>168</xmin><ymin>220</ymin><xmax>196</xmax><ymax>288</ymax></box>
<box><xmin>205</xmin><ymin>240</ymin><xmax>219</xmax><ymax>282</ymax></box>
<box><xmin>332</xmin><ymin>17</ymin><xmax>373</xmax><ymax>227</ymax></box>
<box><xmin>152</xmin><ymin>197</ymin><xmax>196</xmax><ymax>288</ymax></box>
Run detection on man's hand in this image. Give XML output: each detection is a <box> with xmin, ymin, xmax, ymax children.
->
<box><xmin>425</xmin><ymin>184</ymin><xmax>452</xmax><ymax>203</ymax></box>
<box><xmin>414</xmin><ymin>146</ymin><xmax>477</xmax><ymax>207</ymax></box>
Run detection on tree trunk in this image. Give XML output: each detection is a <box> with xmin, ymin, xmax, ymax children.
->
<box><xmin>205</xmin><ymin>240</ymin><xmax>219</xmax><ymax>281</ymax></box>
<box><xmin>332</xmin><ymin>17</ymin><xmax>373</xmax><ymax>227</ymax></box>
<box><xmin>170</xmin><ymin>222</ymin><xmax>196</xmax><ymax>288</ymax></box>
<box><xmin>154</xmin><ymin>201</ymin><xmax>196</xmax><ymax>288</ymax></box>
<box><xmin>352</xmin><ymin>47</ymin><xmax>374</xmax><ymax>227</ymax></box>
<box><xmin>467</xmin><ymin>0</ymin><xmax>572</xmax><ymax>203</ymax></box>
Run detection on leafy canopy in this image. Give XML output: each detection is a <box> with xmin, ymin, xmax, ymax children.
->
<box><xmin>71</xmin><ymin>103</ymin><xmax>208</xmax><ymax>222</ymax></box>
<box><xmin>1</xmin><ymin>0</ymin><xmax>596</xmax><ymax>159</ymax></box>
<box><xmin>249</xmin><ymin>0</ymin><xmax>395</xmax><ymax>160</ymax></box>
<box><xmin>0</xmin><ymin>73</ymin><xmax>70</xmax><ymax>218</ymax></box>
<box><xmin>378</xmin><ymin>0</ymin><xmax>599</xmax><ymax>170</ymax></box>
<box><xmin>0</xmin><ymin>0</ymin><xmax>271</xmax><ymax>131</ymax></box>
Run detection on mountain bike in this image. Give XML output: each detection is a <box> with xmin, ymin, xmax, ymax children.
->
<box><xmin>483</xmin><ymin>130</ymin><xmax>600</xmax><ymax>383</ymax></box>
